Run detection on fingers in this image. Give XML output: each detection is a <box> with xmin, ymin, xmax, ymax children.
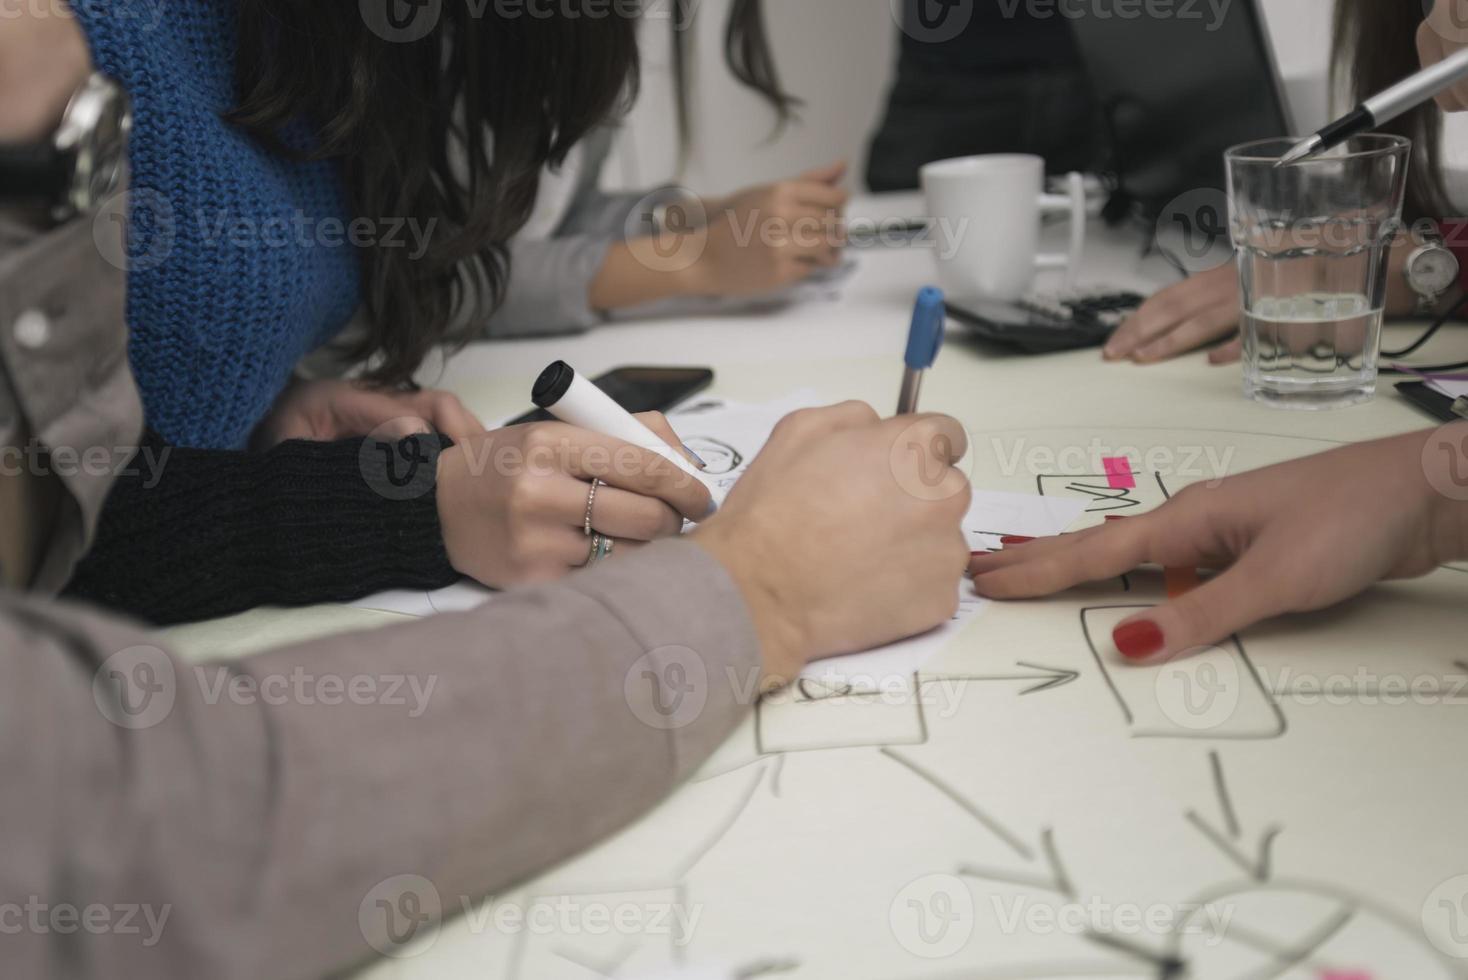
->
<box><xmin>633</xmin><ymin>411</ymin><xmax>706</xmax><ymax>471</ymax></box>
<box><xmin>879</xmin><ymin>412</ymin><xmax>969</xmax><ymax>465</ymax></box>
<box><xmin>791</xmin><ymin>182</ymin><xmax>849</xmax><ymax>211</ymax></box>
<box><xmin>970</xmin><ymin>488</ymin><xmax>1239</xmax><ymax>598</ymax></box>
<box><xmin>769</xmin><ymin>401</ymin><xmax>880</xmax><ymax>444</ymax></box>
<box><xmin>1104</xmin><ymin>296</ymin><xmax>1176</xmax><ymax>360</ymax></box>
<box><xmin>525</xmin><ymin>424</ymin><xmax>713</xmax><ymax>522</ymax></box>
<box><xmin>1207</xmin><ymin>336</ymin><xmax>1243</xmax><ymax>365</ymax></box>
<box><xmin>971</xmin><ymin>521</ymin><xmax>1153</xmax><ymax>599</ymax></box>
<box><xmin>541</xmin><ymin>477</ymin><xmax>685</xmax><ymax>541</ymax></box>
<box><xmin>411</xmin><ymin>390</ymin><xmax>487</xmax><ymax>444</ymax></box>
<box><xmin>1131</xmin><ymin>305</ymin><xmax>1240</xmax><ymax>363</ymax></box>
<box><xmin>373</xmin><ymin>414</ymin><xmax>433</xmax><ymax>441</ymax></box>
<box><xmin>1419</xmin><ymin>21</ymin><xmax>1468</xmax><ymax>111</ymax></box>
<box><xmin>1110</xmin><ymin>549</ymin><xmax>1290</xmax><ymax>661</ymax></box>
<box><xmin>1104</xmin><ymin>268</ymin><xmax>1237</xmax><ymax>362</ymax></box>
<box><xmin>572</xmin><ymin>535</ymin><xmax>643</xmax><ymax>569</ymax></box>
<box><xmin>799</xmin><ymin>160</ymin><xmax>847</xmax><ymax>186</ymax></box>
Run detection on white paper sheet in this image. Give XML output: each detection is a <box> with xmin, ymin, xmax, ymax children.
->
<box><xmin>1427</xmin><ymin>377</ymin><xmax>1468</xmax><ymax>400</ymax></box>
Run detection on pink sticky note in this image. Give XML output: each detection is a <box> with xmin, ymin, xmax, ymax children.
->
<box><xmin>1102</xmin><ymin>456</ymin><xmax>1136</xmax><ymax>489</ymax></box>
<box><xmin>1319</xmin><ymin>971</ymin><xmax>1373</xmax><ymax>980</ymax></box>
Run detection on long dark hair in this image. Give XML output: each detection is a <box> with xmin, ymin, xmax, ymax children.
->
<box><xmin>1333</xmin><ymin>0</ymin><xmax>1449</xmax><ymax>220</ymax></box>
<box><xmin>230</xmin><ymin>2</ymin><xmax>641</xmax><ymax>386</ymax></box>
<box><xmin>670</xmin><ymin>0</ymin><xmax>799</xmax><ymax>150</ymax></box>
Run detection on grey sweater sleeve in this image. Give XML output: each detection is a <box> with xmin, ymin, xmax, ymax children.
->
<box><xmin>477</xmin><ymin>129</ymin><xmax>683</xmax><ymax>338</ymax></box>
<box><xmin>2</xmin><ymin>538</ymin><xmax>760</xmax><ymax>980</ymax></box>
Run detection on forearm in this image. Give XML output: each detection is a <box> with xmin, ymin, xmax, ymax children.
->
<box><xmin>1408</xmin><ymin>423</ymin><xmax>1468</xmax><ymax>564</ymax></box>
<box><xmin>11</xmin><ymin>539</ymin><xmax>760</xmax><ymax>980</ymax></box>
<box><xmin>63</xmin><ymin>432</ymin><xmax>458</xmax><ymax>624</ymax></box>
<box><xmin>587</xmin><ymin>238</ymin><xmax>708</xmax><ymax>311</ymax></box>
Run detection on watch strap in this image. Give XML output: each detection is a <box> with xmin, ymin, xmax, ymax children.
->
<box><xmin>0</xmin><ymin>143</ymin><xmax>69</xmax><ymax>206</ymax></box>
<box><xmin>1436</xmin><ymin>218</ymin><xmax>1468</xmax><ymax>295</ymax></box>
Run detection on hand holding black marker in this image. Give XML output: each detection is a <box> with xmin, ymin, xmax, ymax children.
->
<box><xmin>531</xmin><ymin>360</ymin><xmax>714</xmax><ymax>507</ymax></box>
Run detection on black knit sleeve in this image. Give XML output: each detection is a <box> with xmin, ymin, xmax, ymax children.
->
<box><xmin>63</xmin><ymin>430</ymin><xmax>461</xmax><ymax>625</ymax></box>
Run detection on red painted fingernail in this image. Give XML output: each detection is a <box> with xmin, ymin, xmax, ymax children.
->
<box><xmin>1104</xmin><ymin>515</ymin><xmax>1129</xmax><ymax>522</ymax></box>
<box><xmin>1000</xmin><ymin>535</ymin><xmax>1035</xmax><ymax>545</ymax></box>
<box><xmin>1113</xmin><ymin>619</ymin><xmax>1164</xmax><ymax>660</ymax></box>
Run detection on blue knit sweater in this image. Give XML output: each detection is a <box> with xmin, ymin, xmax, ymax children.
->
<box><xmin>74</xmin><ymin>1</ymin><xmax>362</xmax><ymax>449</ymax></box>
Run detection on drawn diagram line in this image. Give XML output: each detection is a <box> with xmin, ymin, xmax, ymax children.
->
<box><xmin>880</xmin><ymin>747</ymin><xmax>1034</xmax><ymax>860</ymax></box>
<box><xmin>921</xmin><ymin>662</ymin><xmax>1079</xmax><ymax>697</ymax></box>
<box><xmin>1080</xmin><ymin>930</ymin><xmax>1184</xmax><ymax>975</ymax></box>
<box><xmin>551</xmin><ymin>936</ymin><xmax>637</xmax><ymax>978</ymax></box>
<box><xmin>1185</xmin><ymin>811</ymin><xmax>1280</xmax><ymax>881</ymax></box>
<box><xmin>675</xmin><ymin>763</ymin><xmax>766</xmax><ymax>879</ymax></box>
<box><xmin>1209</xmin><ymin>749</ymin><xmax>1241</xmax><ymax>839</ymax></box>
<box><xmin>1207</xmin><ymin>905</ymin><xmax>1354</xmax><ymax>980</ymax></box>
<box><xmin>732</xmin><ymin>957</ymin><xmax>801</xmax><ymax>978</ymax></box>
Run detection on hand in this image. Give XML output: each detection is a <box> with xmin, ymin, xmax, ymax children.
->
<box><xmin>688</xmin><ymin>161</ymin><xmax>849</xmax><ymax>296</ymax></box>
<box><xmin>694</xmin><ymin>403</ymin><xmax>972</xmax><ymax>683</ymax></box>
<box><xmin>1103</xmin><ymin>264</ymin><xmax>1242</xmax><ymax>365</ymax></box>
<box><xmin>967</xmin><ymin>428</ymin><xmax>1468</xmax><ymax>662</ymax></box>
<box><xmin>253</xmin><ymin>380</ymin><xmax>487</xmax><ymax>449</ymax></box>
<box><xmin>1420</xmin><ymin>1</ymin><xmax>1468</xmax><ymax>111</ymax></box>
<box><xmin>0</xmin><ymin>2</ymin><xmax>91</xmax><ymax>143</ymax></box>
<box><xmin>436</xmin><ymin>413</ymin><xmax>712</xmax><ymax>588</ymax></box>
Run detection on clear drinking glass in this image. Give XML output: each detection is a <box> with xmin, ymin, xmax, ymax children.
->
<box><xmin>1225</xmin><ymin>135</ymin><xmax>1410</xmax><ymax>409</ymax></box>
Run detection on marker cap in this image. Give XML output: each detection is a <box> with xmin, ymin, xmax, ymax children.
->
<box><xmin>905</xmin><ymin>286</ymin><xmax>946</xmax><ymax>371</ymax></box>
<box><xmin>532</xmin><ymin>360</ymin><xmax>576</xmax><ymax>408</ymax></box>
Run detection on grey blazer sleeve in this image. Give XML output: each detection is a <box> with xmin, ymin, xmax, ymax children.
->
<box><xmin>2</xmin><ymin>539</ymin><xmax>760</xmax><ymax>980</ymax></box>
<box><xmin>478</xmin><ymin>128</ymin><xmax>682</xmax><ymax>338</ymax></box>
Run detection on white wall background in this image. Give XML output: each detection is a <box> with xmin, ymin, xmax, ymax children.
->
<box><xmin>604</xmin><ymin>0</ymin><xmax>1468</xmax><ymax>200</ymax></box>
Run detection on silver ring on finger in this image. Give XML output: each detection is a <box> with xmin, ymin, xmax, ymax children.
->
<box><xmin>586</xmin><ymin>533</ymin><xmax>605</xmax><ymax>567</ymax></box>
<box><xmin>583</xmin><ymin>479</ymin><xmax>602</xmax><ymax>537</ymax></box>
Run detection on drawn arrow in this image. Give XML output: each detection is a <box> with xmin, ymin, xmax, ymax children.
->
<box><xmin>880</xmin><ymin>747</ymin><xmax>1075</xmax><ymax>898</ymax></box>
<box><xmin>1185</xmin><ymin>750</ymin><xmax>1282</xmax><ymax>882</ymax></box>
<box><xmin>922</xmin><ymin>661</ymin><xmax>1080</xmax><ymax>696</ymax></box>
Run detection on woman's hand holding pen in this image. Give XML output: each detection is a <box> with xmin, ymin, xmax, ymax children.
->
<box><xmin>967</xmin><ymin>428</ymin><xmax>1468</xmax><ymax>662</ymax></box>
<box><xmin>696</xmin><ymin>404</ymin><xmax>972</xmax><ymax>685</ymax></box>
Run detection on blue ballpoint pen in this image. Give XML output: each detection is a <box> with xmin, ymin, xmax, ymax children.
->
<box><xmin>897</xmin><ymin>286</ymin><xmax>946</xmax><ymax>415</ymax></box>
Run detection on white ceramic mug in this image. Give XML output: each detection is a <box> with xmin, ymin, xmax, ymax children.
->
<box><xmin>920</xmin><ymin>154</ymin><xmax>1086</xmax><ymax>301</ymax></box>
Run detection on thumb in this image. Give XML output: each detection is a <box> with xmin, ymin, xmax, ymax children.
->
<box><xmin>1207</xmin><ymin>337</ymin><xmax>1243</xmax><ymax>365</ymax></box>
<box><xmin>373</xmin><ymin>413</ymin><xmax>434</xmax><ymax>442</ymax></box>
<box><xmin>1111</xmin><ymin>551</ymin><xmax>1288</xmax><ymax>661</ymax></box>
<box><xmin>633</xmin><ymin>411</ymin><xmax>707</xmax><ymax>470</ymax></box>
<box><xmin>800</xmin><ymin>160</ymin><xmax>847</xmax><ymax>185</ymax></box>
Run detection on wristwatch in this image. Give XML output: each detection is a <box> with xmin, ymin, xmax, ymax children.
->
<box><xmin>0</xmin><ymin>72</ymin><xmax>130</xmax><ymax>223</ymax></box>
<box><xmin>1405</xmin><ymin>228</ymin><xmax>1460</xmax><ymax>316</ymax></box>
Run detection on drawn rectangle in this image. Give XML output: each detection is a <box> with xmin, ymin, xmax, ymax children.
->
<box><xmin>1081</xmin><ymin>605</ymin><xmax>1285</xmax><ymax>739</ymax></box>
<box><xmin>755</xmin><ymin>681</ymin><xmax>928</xmax><ymax>753</ymax></box>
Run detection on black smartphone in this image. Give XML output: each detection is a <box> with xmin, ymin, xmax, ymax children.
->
<box><xmin>506</xmin><ymin>366</ymin><xmax>715</xmax><ymax>426</ymax></box>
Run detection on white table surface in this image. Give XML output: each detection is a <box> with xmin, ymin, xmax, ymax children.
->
<box><xmin>160</xmin><ymin>196</ymin><xmax>1468</xmax><ymax>980</ymax></box>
